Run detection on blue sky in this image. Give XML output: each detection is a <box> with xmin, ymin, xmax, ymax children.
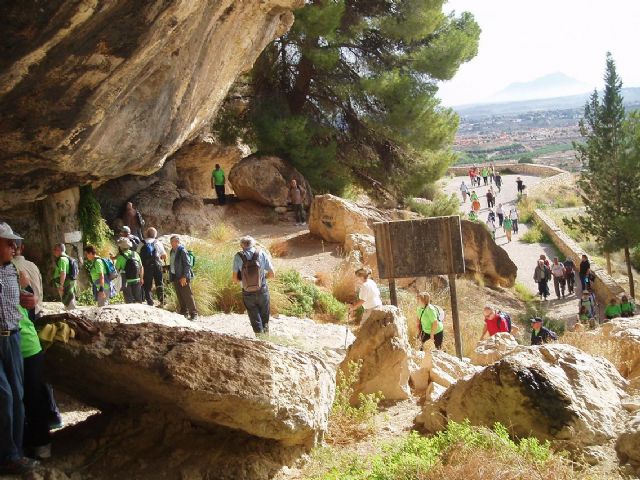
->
<box><xmin>437</xmin><ymin>0</ymin><xmax>640</xmax><ymax>106</ymax></box>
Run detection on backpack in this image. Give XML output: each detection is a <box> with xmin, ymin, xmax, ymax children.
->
<box><xmin>129</xmin><ymin>235</ymin><xmax>141</xmax><ymax>249</ymax></box>
<box><xmin>122</xmin><ymin>252</ymin><xmax>141</xmax><ymax>281</ymax></box>
<box><xmin>496</xmin><ymin>310</ymin><xmax>512</xmax><ymax>333</ymax></box>
<box><xmin>238</xmin><ymin>249</ymin><xmax>263</xmax><ymax>293</ymax></box>
<box><xmin>187</xmin><ymin>250</ymin><xmax>196</xmax><ymax>268</ymax></box>
<box><xmin>100</xmin><ymin>257</ymin><xmax>118</xmax><ymax>282</ymax></box>
<box><xmin>66</xmin><ymin>255</ymin><xmax>79</xmax><ymax>281</ymax></box>
<box><xmin>563</xmin><ymin>261</ymin><xmax>574</xmax><ymax>274</ymax></box>
<box><xmin>140</xmin><ymin>241</ymin><xmax>160</xmax><ymax>268</ymax></box>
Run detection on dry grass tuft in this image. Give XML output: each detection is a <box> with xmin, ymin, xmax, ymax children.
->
<box><xmin>330</xmin><ymin>263</ymin><xmax>359</xmax><ymax>304</ymax></box>
<box><xmin>268</xmin><ymin>239</ymin><xmax>289</xmax><ymax>258</ymax></box>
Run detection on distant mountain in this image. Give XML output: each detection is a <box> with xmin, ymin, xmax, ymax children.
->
<box><xmin>487</xmin><ymin>73</ymin><xmax>590</xmax><ymax>103</ymax></box>
<box><xmin>455</xmin><ymin>87</ymin><xmax>640</xmax><ymax>119</ymax></box>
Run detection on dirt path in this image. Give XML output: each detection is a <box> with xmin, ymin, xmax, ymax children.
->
<box><xmin>442</xmin><ymin>174</ymin><xmax>582</xmax><ymax>325</ymax></box>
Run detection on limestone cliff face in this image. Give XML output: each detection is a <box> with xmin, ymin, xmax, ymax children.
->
<box><xmin>0</xmin><ymin>0</ymin><xmax>301</xmax><ymax>208</ymax></box>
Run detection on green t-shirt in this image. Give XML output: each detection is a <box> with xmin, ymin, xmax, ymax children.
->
<box><xmin>86</xmin><ymin>258</ymin><xmax>106</xmax><ymax>283</ymax></box>
<box><xmin>621</xmin><ymin>302</ymin><xmax>634</xmax><ymax>314</ymax></box>
<box><xmin>481</xmin><ymin>168</ymin><xmax>489</xmax><ymax>176</ymax></box>
<box><xmin>54</xmin><ymin>255</ymin><xmax>70</xmax><ymax>281</ymax></box>
<box><xmin>503</xmin><ymin>218</ymin><xmax>513</xmax><ymax>230</ymax></box>
<box><xmin>417</xmin><ymin>305</ymin><xmax>444</xmax><ymax>335</ymax></box>
<box><xmin>18</xmin><ymin>306</ymin><xmax>42</xmax><ymax>359</ymax></box>
<box><xmin>469</xmin><ymin>212</ymin><xmax>478</xmax><ymax>222</ymax></box>
<box><xmin>470</xmin><ymin>193</ymin><xmax>478</xmax><ymax>201</ymax></box>
<box><xmin>115</xmin><ymin>251</ymin><xmax>142</xmax><ymax>284</ymax></box>
<box><xmin>212</xmin><ymin>168</ymin><xmax>225</xmax><ymax>186</ymax></box>
<box><xmin>605</xmin><ymin>303</ymin><xmax>621</xmax><ymax>318</ymax></box>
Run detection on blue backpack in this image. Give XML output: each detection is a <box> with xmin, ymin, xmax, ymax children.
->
<box><xmin>100</xmin><ymin>257</ymin><xmax>118</xmax><ymax>282</ymax></box>
<box><xmin>140</xmin><ymin>241</ymin><xmax>161</xmax><ymax>268</ymax></box>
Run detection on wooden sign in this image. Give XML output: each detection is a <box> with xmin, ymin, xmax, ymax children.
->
<box><xmin>373</xmin><ymin>216</ymin><xmax>465</xmax><ymax>279</ymax></box>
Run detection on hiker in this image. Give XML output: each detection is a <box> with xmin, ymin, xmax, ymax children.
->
<box><xmin>487</xmin><ymin>217</ymin><xmax>497</xmax><ymax>240</ymax></box>
<box><xmin>516</xmin><ymin>176</ymin><xmax>525</xmax><ymax>196</ymax></box>
<box><xmin>115</xmin><ymin>238</ymin><xmax>144</xmax><ymax>304</ymax></box>
<box><xmin>53</xmin><ymin>243</ymin><xmax>77</xmax><ymax>310</ymax></box>
<box><xmin>18</xmin><ymin>306</ymin><xmax>52</xmax><ymax>460</ymax></box>
<box><xmin>232</xmin><ymin>236</ymin><xmax>274</xmax><ymax>333</ymax></box>
<box><xmin>539</xmin><ymin>254</ymin><xmax>550</xmax><ymax>268</ymax></box>
<box><xmin>416</xmin><ymin>292</ymin><xmax>444</xmax><ymax>351</ymax></box>
<box><xmin>579</xmin><ymin>255</ymin><xmax>590</xmax><ymax>290</ymax></box>
<box><xmin>604</xmin><ymin>298</ymin><xmax>621</xmax><ymax>321</ymax></box>
<box><xmin>83</xmin><ymin>245</ymin><xmax>113</xmax><ymax>307</ymax></box>
<box><xmin>211</xmin><ymin>164</ymin><xmax>226</xmax><ymax>205</ymax></box>
<box><xmin>119</xmin><ymin>226</ymin><xmax>141</xmax><ymax>251</ymax></box>
<box><xmin>489</xmin><ymin>163</ymin><xmax>496</xmax><ymax>184</ymax></box>
<box><xmin>495</xmin><ymin>171</ymin><xmax>502</xmax><ymax>192</ymax></box>
<box><xmin>533</xmin><ymin>259</ymin><xmax>551</xmax><ymax>300</ymax></box>
<box><xmin>0</xmin><ymin>222</ymin><xmax>39</xmax><ymax>475</ymax></box>
<box><xmin>469</xmin><ymin>210</ymin><xmax>478</xmax><ymax>222</ymax></box>
<box><xmin>550</xmin><ymin>257</ymin><xmax>567</xmax><ymax>299</ymax></box>
<box><xmin>480</xmin><ymin>306</ymin><xmax>510</xmax><ymax>339</ymax></box>
<box><xmin>530</xmin><ymin>317</ymin><xmax>558</xmax><ymax>345</ymax></box>
<box><xmin>140</xmin><ymin>227</ymin><xmax>166</xmax><ymax>306</ymax></box>
<box><xmin>170</xmin><ymin>236</ymin><xmax>198</xmax><ymax>320</ymax></box>
<box><xmin>481</xmin><ymin>165</ymin><xmax>489</xmax><ymax>186</ymax></box>
<box><xmin>349</xmin><ymin>267</ymin><xmax>382</xmax><ymax>323</ymax></box>
<box><xmin>503</xmin><ymin>215</ymin><xmax>513</xmax><ymax>242</ymax></box>
<box><xmin>496</xmin><ymin>203</ymin><xmax>504</xmax><ymax>227</ymax></box>
<box><xmin>579</xmin><ymin>290</ymin><xmax>596</xmax><ymax>320</ymax></box>
<box><xmin>470</xmin><ymin>191</ymin><xmax>480</xmax><ymax>213</ymax></box>
<box><xmin>487</xmin><ymin>208</ymin><xmax>496</xmax><ymax>223</ymax></box>
<box><xmin>486</xmin><ymin>189</ymin><xmax>495</xmax><ymax>209</ymax></box>
<box><xmin>121</xmin><ymin>202</ymin><xmax>145</xmax><ymax>241</ymax></box>
<box><xmin>288</xmin><ymin>179</ymin><xmax>306</xmax><ymax>226</ymax></box>
<box><xmin>13</xmin><ymin>241</ymin><xmax>43</xmax><ymax>320</ymax></box>
<box><xmin>620</xmin><ymin>295</ymin><xmax>635</xmax><ymax>317</ymax></box>
<box><xmin>468</xmin><ymin>167</ymin><xmax>476</xmax><ymax>186</ymax></box>
<box><xmin>459</xmin><ymin>181</ymin><xmax>469</xmax><ymax>203</ymax></box>
<box><xmin>509</xmin><ymin>208</ymin><xmax>519</xmax><ymax>234</ymax></box>
<box><xmin>563</xmin><ymin>257</ymin><xmax>576</xmax><ymax>294</ymax></box>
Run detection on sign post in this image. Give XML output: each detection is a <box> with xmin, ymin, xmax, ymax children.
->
<box><xmin>373</xmin><ymin>216</ymin><xmax>466</xmax><ymax>359</ymax></box>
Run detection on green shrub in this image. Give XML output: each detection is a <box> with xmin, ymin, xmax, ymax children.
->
<box><xmin>521</xmin><ymin>223</ymin><xmax>551</xmax><ymax>244</ymax></box>
<box><xmin>78</xmin><ymin>185</ymin><xmax>113</xmax><ymax>249</ymax></box>
<box><xmin>518</xmin><ymin>157</ymin><xmax>534</xmax><ymax>164</ymax></box>
<box><xmin>76</xmin><ymin>288</ymin><xmax>124</xmax><ymax>306</ymax></box>
<box><xmin>631</xmin><ymin>245</ymin><xmax>640</xmax><ymax>271</ymax></box>
<box><xmin>276</xmin><ymin>269</ymin><xmax>347</xmax><ymax>322</ymax></box>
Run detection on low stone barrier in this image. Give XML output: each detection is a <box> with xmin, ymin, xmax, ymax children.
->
<box><xmin>448</xmin><ymin>162</ymin><xmax>567</xmax><ymax>178</ymax></box>
<box><xmin>533</xmin><ymin>209</ymin><xmax>626</xmax><ymax>304</ymax></box>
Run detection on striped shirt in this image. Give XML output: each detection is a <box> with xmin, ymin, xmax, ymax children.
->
<box><xmin>0</xmin><ymin>262</ymin><xmax>22</xmax><ymax>331</ymax></box>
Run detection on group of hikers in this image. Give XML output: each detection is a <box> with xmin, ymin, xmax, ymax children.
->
<box><xmin>459</xmin><ymin>165</ymin><xmax>524</xmax><ymax>243</ymax></box>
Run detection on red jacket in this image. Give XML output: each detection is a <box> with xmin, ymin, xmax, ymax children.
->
<box><xmin>485</xmin><ymin>314</ymin><xmax>509</xmax><ymax>336</ymax></box>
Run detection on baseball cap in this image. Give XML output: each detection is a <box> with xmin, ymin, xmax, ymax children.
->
<box><xmin>120</xmin><ymin>226</ymin><xmax>131</xmax><ymax>234</ymax></box>
<box><xmin>117</xmin><ymin>237</ymin><xmax>132</xmax><ymax>249</ymax></box>
<box><xmin>0</xmin><ymin>222</ymin><xmax>23</xmax><ymax>240</ymax></box>
<box><xmin>530</xmin><ymin>317</ymin><xmax>543</xmax><ymax>324</ymax></box>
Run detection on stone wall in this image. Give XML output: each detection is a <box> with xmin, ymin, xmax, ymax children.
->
<box><xmin>448</xmin><ymin>163</ymin><xmax>568</xmax><ymax>178</ymax></box>
<box><xmin>533</xmin><ymin>209</ymin><xmax>626</xmax><ymax>304</ymax></box>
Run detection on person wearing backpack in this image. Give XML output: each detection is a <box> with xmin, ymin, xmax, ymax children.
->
<box><xmin>530</xmin><ymin>317</ymin><xmax>558</xmax><ymax>345</ymax></box>
<box><xmin>232</xmin><ymin>236</ymin><xmax>275</xmax><ymax>334</ymax></box>
<box><xmin>115</xmin><ymin>238</ymin><xmax>144</xmax><ymax>304</ymax></box>
<box><xmin>480</xmin><ymin>305</ymin><xmax>510</xmax><ymax>340</ymax></box>
<box><xmin>416</xmin><ymin>292</ymin><xmax>444</xmax><ymax>351</ymax></box>
<box><xmin>563</xmin><ymin>257</ymin><xmax>576</xmax><ymax>295</ymax></box>
<box><xmin>533</xmin><ymin>259</ymin><xmax>551</xmax><ymax>301</ymax></box>
<box><xmin>53</xmin><ymin>243</ymin><xmax>77</xmax><ymax>310</ymax></box>
<box><xmin>140</xmin><ymin>227</ymin><xmax>166</xmax><ymax>306</ymax></box>
<box><xmin>83</xmin><ymin>245</ymin><xmax>113</xmax><ymax>307</ymax></box>
<box><xmin>169</xmin><ymin>236</ymin><xmax>198</xmax><ymax>320</ymax></box>
<box><xmin>211</xmin><ymin>164</ymin><xmax>226</xmax><ymax>206</ymax></box>
<box><xmin>121</xmin><ymin>202</ymin><xmax>145</xmax><ymax>241</ymax></box>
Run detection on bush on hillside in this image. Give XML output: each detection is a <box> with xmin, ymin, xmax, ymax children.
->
<box><xmin>276</xmin><ymin>270</ymin><xmax>347</xmax><ymax>322</ymax></box>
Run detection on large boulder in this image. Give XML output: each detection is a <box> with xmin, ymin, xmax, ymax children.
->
<box><xmin>601</xmin><ymin>317</ymin><xmax>640</xmax><ymax>387</ymax></box>
<box><xmin>617</xmin><ymin>412</ymin><xmax>640</xmax><ymax>476</ymax></box>
<box><xmin>0</xmin><ymin>0</ymin><xmax>302</xmax><ymax>208</ymax></box>
<box><xmin>228</xmin><ymin>155</ymin><xmax>312</xmax><ymax>207</ymax></box>
<box><xmin>461</xmin><ymin>220</ymin><xmax>517</xmax><ymax>287</ymax></box>
<box><xmin>172</xmin><ymin>139</ymin><xmax>250</xmax><ymax>198</ymax></box>
<box><xmin>44</xmin><ymin>305</ymin><xmax>335</xmax><ymax>448</ymax></box>
<box><xmin>419</xmin><ymin>344</ymin><xmax>628</xmax><ymax>448</ymax></box>
<box><xmin>339</xmin><ymin>306</ymin><xmax>411</xmax><ymax>403</ymax></box>
<box><xmin>428</xmin><ymin>350</ymin><xmax>479</xmax><ymax>388</ymax></box>
<box><xmin>470</xmin><ymin>332</ymin><xmax>520</xmax><ymax>366</ymax></box>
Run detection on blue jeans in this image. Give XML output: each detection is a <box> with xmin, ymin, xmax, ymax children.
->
<box><xmin>243</xmin><ymin>288</ymin><xmax>270</xmax><ymax>333</ymax></box>
<box><xmin>0</xmin><ymin>333</ymin><xmax>24</xmax><ymax>463</ymax></box>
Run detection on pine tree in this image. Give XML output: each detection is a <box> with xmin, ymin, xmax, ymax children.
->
<box><xmin>572</xmin><ymin>53</ymin><xmax>640</xmax><ymax>298</ymax></box>
<box><xmin>221</xmin><ymin>0</ymin><xmax>480</xmax><ymax>199</ymax></box>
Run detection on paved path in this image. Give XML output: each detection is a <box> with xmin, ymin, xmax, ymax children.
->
<box><xmin>442</xmin><ymin>173</ymin><xmax>582</xmax><ymax>324</ymax></box>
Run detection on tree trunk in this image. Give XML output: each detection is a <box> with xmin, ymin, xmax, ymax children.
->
<box><xmin>605</xmin><ymin>251</ymin><xmax>612</xmax><ymax>274</ymax></box>
<box><xmin>289</xmin><ymin>54</ymin><xmax>314</xmax><ymax>115</ymax></box>
<box><xmin>624</xmin><ymin>246</ymin><xmax>635</xmax><ymax>299</ymax></box>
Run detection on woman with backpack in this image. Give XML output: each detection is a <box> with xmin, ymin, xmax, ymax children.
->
<box><xmin>349</xmin><ymin>267</ymin><xmax>382</xmax><ymax>323</ymax></box>
<box><xmin>83</xmin><ymin>245</ymin><xmax>115</xmax><ymax>306</ymax></box>
<box><xmin>416</xmin><ymin>292</ymin><xmax>444</xmax><ymax>351</ymax></box>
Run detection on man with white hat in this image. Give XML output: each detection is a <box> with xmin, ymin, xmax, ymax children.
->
<box><xmin>115</xmin><ymin>237</ymin><xmax>144</xmax><ymax>304</ymax></box>
<box><xmin>0</xmin><ymin>222</ymin><xmax>38</xmax><ymax>474</ymax></box>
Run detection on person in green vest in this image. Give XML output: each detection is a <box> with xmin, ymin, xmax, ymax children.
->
<box><xmin>481</xmin><ymin>166</ymin><xmax>489</xmax><ymax>185</ymax></box>
<box><xmin>53</xmin><ymin>243</ymin><xmax>76</xmax><ymax>310</ymax></box>
<box><xmin>468</xmin><ymin>210</ymin><xmax>478</xmax><ymax>222</ymax></box>
<box><xmin>83</xmin><ymin>245</ymin><xmax>110</xmax><ymax>307</ymax></box>
<box><xmin>503</xmin><ymin>216</ymin><xmax>513</xmax><ymax>242</ymax></box>
<box><xmin>620</xmin><ymin>295</ymin><xmax>635</xmax><ymax>317</ymax></box>
<box><xmin>115</xmin><ymin>237</ymin><xmax>144</xmax><ymax>304</ymax></box>
<box><xmin>211</xmin><ymin>164</ymin><xmax>226</xmax><ymax>205</ymax></box>
<box><xmin>18</xmin><ymin>306</ymin><xmax>52</xmax><ymax>459</ymax></box>
<box><xmin>416</xmin><ymin>292</ymin><xmax>444</xmax><ymax>351</ymax></box>
<box><xmin>604</xmin><ymin>297</ymin><xmax>622</xmax><ymax>321</ymax></box>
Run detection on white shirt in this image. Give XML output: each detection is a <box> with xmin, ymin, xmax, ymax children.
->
<box><xmin>496</xmin><ymin>205</ymin><xmax>503</xmax><ymax>215</ymax></box>
<box><xmin>510</xmin><ymin>210</ymin><xmax>519</xmax><ymax>220</ymax></box>
<box><xmin>359</xmin><ymin>278</ymin><xmax>383</xmax><ymax>310</ymax></box>
<box><xmin>460</xmin><ymin>183</ymin><xmax>469</xmax><ymax>193</ymax></box>
<box><xmin>13</xmin><ymin>256</ymin><xmax>44</xmax><ymax>315</ymax></box>
<box><xmin>144</xmin><ymin>238</ymin><xmax>166</xmax><ymax>258</ymax></box>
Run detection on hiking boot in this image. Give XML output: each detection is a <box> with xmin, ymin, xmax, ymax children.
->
<box><xmin>190</xmin><ymin>314</ymin><xmax>199</xmax><ymax>321</ymax></box>
<box><xmin>0</xmin><ymin>457</ymin><xmax>39</xmax><ymax>475</ymax></box>
<box><xmin>33</xmin><ymin>444</ymin><xmax>51</xmax><ymax>460</ymax></box>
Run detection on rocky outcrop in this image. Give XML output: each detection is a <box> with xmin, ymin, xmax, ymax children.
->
<box><xmin>470</xmin><ymin>332</ymin><xmax>519</xmax><ymax>366</ymax></box>
<box><xmin>340</xmin><ymin>306</ymin><xmax>411</xmax><ymax>403</ymax></box>
<box><xmin>461</xmin><ymin>220</ymin><xmax>517</xmax><ymax>287</ymax></box>
<box><xmin>601</xmin><ymin>317</ymin><xmax>640</xmax><ymax>388</ymax></box>
<box><xmin>419</xmin><ymin>344</ymin><xmax>628</xmax><ymax>448</ymax></box>
<box><xmin>172</xmin><ymin>139</ymin><xmax>250</xmax><ymax>198</ymax></box>
<box><xmin>228</xmin><ymin>155</ymin><xmax>312</xmax><ymax>207</ymax></box>
<box><xmin>617</xmin><ymin>412</ymin><xmax>640</xmax><ymax>476</ymax></box>
<box><xmin>0</xmin><ymin>0</ymin><xmax>302</xmax><ymax>208</ymax></box>
<box><xmin>411</xmin><ymin>350</ymin><xmax>478</xmax><ymax>401</ymax></box>
<box><xmin>44</xmin><ymin>305</ymin><xmax>335</xmax><ymax>448</ymax></box>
